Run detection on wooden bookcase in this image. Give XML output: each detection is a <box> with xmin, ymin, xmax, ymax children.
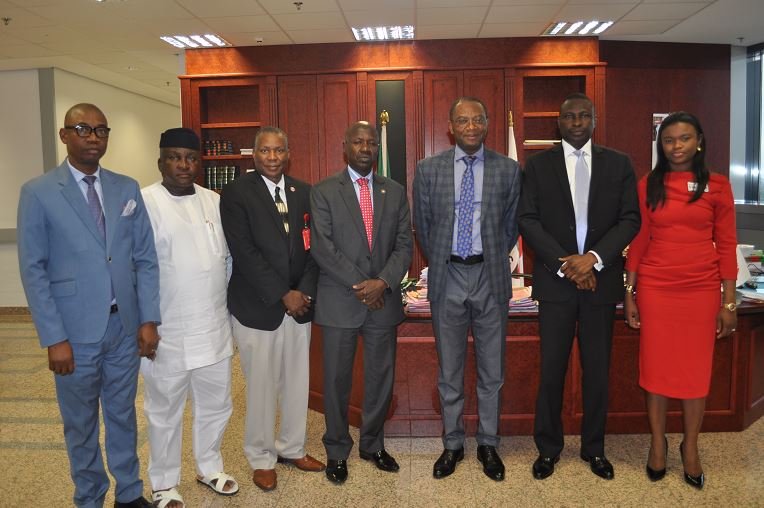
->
<box><xmin>180</xmin><ymin>76</ymin><xmax>278</xmax><ymax>187</ymax></box>
<box><xmin>512</xmin><ymin>67</ymin><xmax>597</xmax><ymax>165</ymax></box>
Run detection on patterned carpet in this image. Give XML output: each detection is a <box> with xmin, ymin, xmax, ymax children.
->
<box><xmin>2</xmin><ymin>314</ymin><xmax>763</xmax><ymax>507</ymax></box>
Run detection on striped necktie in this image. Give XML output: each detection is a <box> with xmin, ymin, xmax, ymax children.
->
<box><xmin>275</xmin><ymin>187</ymin><xmax>289</xmax><ymax>234</ymax></box>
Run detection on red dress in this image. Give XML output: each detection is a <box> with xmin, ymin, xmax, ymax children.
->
<box><xmin>625</xmin><ymin>171</ymin><xmax>737</xmax><ymax>399</ymax></box>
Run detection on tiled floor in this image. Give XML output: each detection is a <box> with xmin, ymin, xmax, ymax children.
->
<box><xmin>2</xmin><ymin>315</ymin><xmax>763</xmax><ymax>507</ymax></box>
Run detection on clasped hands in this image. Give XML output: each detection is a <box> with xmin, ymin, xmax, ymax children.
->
<box><xmin>559</xmin><ymin>252</ymin><xmax>597</xmax><ymax>291</ymax></box>
<box><xmin>352</xmin><ymin>278</ymin><xmax>387</xmax><ymax>310</ymax></box>
<box><xmin>283</xmin><ymin>289</ymin><xmax>313</xmax><ymax>318</ymax></box>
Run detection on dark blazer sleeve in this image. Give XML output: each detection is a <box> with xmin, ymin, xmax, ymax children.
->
<box><xmin>309</xmin><ymin>178</ymin><xmax>370</xmax><ymax>288</ymax></box>
<box><xmin>376</xmin><ymin>184</ymin><xmax>413</xmax><ymax>289</ymax></box>
<box><xmin>587</xmin><ymin>149</ymin><xmax>641</xmax><ymax>267</ymax></box>
<box><xmin>517</xmin><ymin>152</ymin><xmax>570</xmax><ymax>274</ymax></box>
<box><xmin>220</xmin><ymin>177</ymin><xmax>290</xmax><ymax>306</ymax></box>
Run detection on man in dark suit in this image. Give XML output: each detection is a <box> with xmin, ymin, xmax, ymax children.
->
<box><xmin>518</xmin><ymin>93</ymin><xmax>640</xmax><ymax>480</ymax></box>
<box><xmin>220</xmin><ymin>126</ymin><xmax>324</xmax><ymax>492</ymax></box>
<box><xmin>413</xmin><ymin>97</ymin><xmax>521</xmax><ymax>481</ymax></box>
<box><xmin>310</xmin><ymin>121</ymin><xmax>413</xmax><ymax>484</ymax></box>
<box><xmin>17</xmin><ymin>103</ymin><xmax>159</xmax><ymax>507</ymax></box>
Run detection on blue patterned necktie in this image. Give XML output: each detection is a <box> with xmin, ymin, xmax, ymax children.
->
<box><xmin>83</xmin><ymin>175</ymin><xmax>105</xmax><ymax>239</ymax></box>
<box><xmin>456</xmin><ymin>155</ymin><xmax>476</xmax><ymax>258</ymax></box>
<box><xmin>573</xmin><ymin>150</ymin><xmax>589</xmax><ymax>254</ymax></box>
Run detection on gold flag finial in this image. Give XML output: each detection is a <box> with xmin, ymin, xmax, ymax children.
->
<box><xmin>379</xmin><ymin>110</ymin><xmax>390</xmax><ymax>126</ymax></box>
<box><xmin>508</xmin><ymin>110</ymin><xmax>514</xmax><ymax>127</ymax></box>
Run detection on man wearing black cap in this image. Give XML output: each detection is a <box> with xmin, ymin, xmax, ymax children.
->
<box><xmin>140</xmin><ymin>128</ymin><xmax>239</xmax><ymax>507</ymax></box>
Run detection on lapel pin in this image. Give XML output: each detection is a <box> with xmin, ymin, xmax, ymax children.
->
<box><xmin>290</xmin><ymin>186</ymin><xmax>296</xmax><ymax>192</ymax></box>
<box><xmin>381</xmin><ymin>189</ymin><xmax>386</xmax><ymax>194</ymax></box>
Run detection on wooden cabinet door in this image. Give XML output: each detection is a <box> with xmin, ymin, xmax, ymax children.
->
<box><xmin>464</xmin><ymin>69</ymin><xmax>506</xmax><ymax>155</ymax></box>
<box><xmin>278</xmin><ymin>75</ymin><xmax>320</xmax><ymax>184</ymax></box>
<box><xmin>423</xmin><ymin>71</ymin><xmax>462</xmax><ymax>158</ymax></box>
<box><xmin>317</xmin><ymin>74</ymin><xmax>357</xmax><ymax>181</ymax></box>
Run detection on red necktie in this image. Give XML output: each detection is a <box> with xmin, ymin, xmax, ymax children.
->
<box><xmin>357</xmin><ymin>177</ymin><xmax>373</xmax><ymax>249</ymax></box>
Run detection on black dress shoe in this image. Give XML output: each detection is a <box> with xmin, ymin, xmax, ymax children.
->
<box><xmin>476</xmin><ymin>445</ymin><xmax>505</xmax><ymax>481</ymax></box>
<box><xmin>646</xmin><ymin>436</ymin><xmax>668</xmax><ymax>482</ymax></box>
<box><xmin>580</xmin><ymin>453</ymin><xmax>615</xmax><ymax>480</ymax></box>
<box><xmin>114</xmin><ymin>496</ymin><xmax>153</xmax><ymax>508</ymax></box>
<box><xmin>433</xmin><ymin>447</ymin><xmax>464</xmax><ymax>479</ymax></box>
<box><xmin>679</xmin><ymin>441</ymin><xmax>704</xmax><ymax>490</ymax></box>
<box><xmin>359</xmin><ymin>449</ymin><xmax>400</xmax><ymax>472</ymax></box>
<box><xmin>325</xmin><ymin>459</ymin><xmax>348</xmax><ymax>484</ymax></box>
<box><xmin>532</xmin><ymin>454</ymin><xmax>560</xmax><ymax>480</ymax></box>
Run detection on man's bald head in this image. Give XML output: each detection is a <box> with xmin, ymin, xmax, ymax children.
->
<box><xmin>63</xmin><ymin>103</ymin><xmax>107</xmax><ymax>126</ymax></box>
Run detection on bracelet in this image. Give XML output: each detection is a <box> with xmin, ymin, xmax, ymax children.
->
<box><xmin>624</xmin><ymin>283</ymin><xmax>635</xmax><ymax>295</ymax></box>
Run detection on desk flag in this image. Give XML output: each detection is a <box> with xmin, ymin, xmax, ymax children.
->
<box><xmin>377</xmin><ymin>110</ymin><xmax>390</xmax><ymax>178</ymax></box>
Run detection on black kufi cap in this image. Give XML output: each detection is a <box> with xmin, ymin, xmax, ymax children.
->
<box><xmin>159</xmin><ymin>127</ymin><xmax>200</xmax><ymax>150</ymax></box>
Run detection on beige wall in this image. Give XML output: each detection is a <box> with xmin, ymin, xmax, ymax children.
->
<box><xmin>53</xmin><ymin>68</ymin><xmax>181</xmax><ymax>187</ymax></box>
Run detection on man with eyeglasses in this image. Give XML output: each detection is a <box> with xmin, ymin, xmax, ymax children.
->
<box><xmin>17</xmin><ymin>103</ymin><xmax>160</xmax><ymax>507</ymax></box>
<box><xmin>413</xmin><ymin>97</ymin><xmax>521</xmax><ymax>481</ymax></box>
<box><xmin>518</xmin><ymin>93</ymin><xmax>639</xmax><ymax>481</ymax></box>
<box><xmin>140</xmin><ymin>128</ymin><xmax>239</xmax><ymax>507</ymax></box>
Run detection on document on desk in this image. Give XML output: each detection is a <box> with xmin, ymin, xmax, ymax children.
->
<box><xmin>739</xmin><ymin>288</ymin><xmax>764</xmax><ymax>302</ymax></box>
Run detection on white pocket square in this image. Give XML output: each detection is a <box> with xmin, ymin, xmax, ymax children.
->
<box><xmin>121</xmin><ymin>199</ymin><xmax>137</xmax><ymax>216</ymax></box>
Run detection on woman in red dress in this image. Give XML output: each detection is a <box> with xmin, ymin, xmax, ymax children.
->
<box><xmin>623</xmin><ymin>112</ymin><xmax>737</xmax><ymax>489</ymax></box>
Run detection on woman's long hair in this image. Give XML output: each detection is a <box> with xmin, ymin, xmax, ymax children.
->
<box><xmin>646</xmin><ymin>111</ymin><xmax>709</xmax><ymax>211</ymax></box>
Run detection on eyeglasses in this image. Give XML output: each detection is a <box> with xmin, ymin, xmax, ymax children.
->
<box><xmin>453</xmin><ymin>116</ymin><xmax>487</xmax><ymax>127</ymax></box>
<box><xmin>64</xmin><ymin>123</ymin><xmax>111</xmax><ymax>138</ymax></box>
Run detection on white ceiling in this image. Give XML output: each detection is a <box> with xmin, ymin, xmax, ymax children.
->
<box><xmin>0</xmin><ymin>0</ymin><xmax>760</xmax><ymax>106</ymax></box>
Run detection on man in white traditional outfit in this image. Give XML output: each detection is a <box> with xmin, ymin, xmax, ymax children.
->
<box><xmin>140</xmin><ymin>128</ymin><xmax>239</xmax><ymax>508</ymax></box>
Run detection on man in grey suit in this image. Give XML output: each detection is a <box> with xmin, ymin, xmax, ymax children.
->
<box><xmin>413</xmin><ymin>97</ymin><xmax>521</xmax><ymax>481</ymax></box>
<box><xmin>310</xmin><ymin>121</ymin><xmax>413</xmax><ymax>484</ymax></box>
<box><xmin>17</xmin><ymin>103</ymin><xmax>160</xmax><ymax>507</ymax></box>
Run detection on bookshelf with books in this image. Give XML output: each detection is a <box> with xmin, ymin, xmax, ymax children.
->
<box><xmin>181</xmin><ymin>76</ymin><xmax>277</xmax><ymax>189</ymax></box>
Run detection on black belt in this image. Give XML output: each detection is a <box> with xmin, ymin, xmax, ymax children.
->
<box><xmin>450</xmin><ymin>254</ymin><xmax>484</xmax><ymax>265</ymax></box>
<box><xmin>110</xmin><ymin>304</ymin><xmax>119</xmax><ymax>314</ymax></box>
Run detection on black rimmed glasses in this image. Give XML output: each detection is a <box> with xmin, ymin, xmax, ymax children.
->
<box><xmin>64</xmin><ymin>123</ymin><xmax>111</xmax><ymax>138</ymax></box>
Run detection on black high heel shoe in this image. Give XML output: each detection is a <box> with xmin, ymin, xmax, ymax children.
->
<box><xmin>679</xmin><ymin>441</ymin><xmax>705</xmax><ymax>489</ymax></box>
<box><xmin>646</xmin><ymin>436</ymin><xmax>668</xmax><ymax>481</ymax></box>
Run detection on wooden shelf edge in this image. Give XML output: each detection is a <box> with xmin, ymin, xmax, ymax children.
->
<box><xmin>202</xmin><ymin>155</ymin><xmax>247</xmax><ymax>160</ymax></box>
<box><xmin>523</xmin><ymin>112</ymin><xmax>559</xmax><ymax>118</ymax></box>
<box><xmin>201</xmin><ymin>122</ymin><xmax>262</xmax><ymax>129</ymax></box>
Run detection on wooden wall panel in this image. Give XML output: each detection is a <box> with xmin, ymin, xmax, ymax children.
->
<box><xmin>423</xmin><ymin>71</ymin><xmax>462</xmax><ymax>158</ymax></box>
<box><xmin>278</xmin><ymin>75</ymin><xmax>319</xmax><ymax>183</ymax></box>
<box><xmin>316</xmin><ymin>74</ymin><xmax>357</xmax><ymax>180</ymax></box>
<box><xmin>601</xmin><ymin>41</ymin><xmax>731</xmax><ymax>179</ymax></box>
<box><xmin>464</xmin><ymin>69</ymin><xmax>506</xmax><ymax>154</ymax></box>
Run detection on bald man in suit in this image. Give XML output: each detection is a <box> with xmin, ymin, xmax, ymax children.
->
<box><xmin>310</xmin><ymin>121</ymin><xmax>412</xmax><ymax>484</ymax></box>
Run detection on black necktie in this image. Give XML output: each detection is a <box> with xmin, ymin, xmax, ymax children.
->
<box><xmin>275</xmin><ymin>187</ymin><xmax>289</xmax><ymax>234</ymax></box>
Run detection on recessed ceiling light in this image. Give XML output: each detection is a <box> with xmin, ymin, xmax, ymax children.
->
<box><xmin>160</xmin><ymin>34</ymin><xmax>230</xmax><ymax>49</ymax></box>
<box><xmin>351</xmin><ymin>26</ymin><xmax>414</xmax><ymax>42</ymax></box>
<box><xmin>542</xmin><ymin>20</ymin><xmax>614</xmax><ymax>37</ymax></box>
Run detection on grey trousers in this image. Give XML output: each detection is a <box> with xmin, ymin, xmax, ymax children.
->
<box><xmin>431</xmin><ymin>261</ymin><xmax>507</xmax><ymax>449</ymax></box>
<box><xmin>321</xmin><ymin>322</ymin><xmax>397</xmax><ymax>460</ymax></box>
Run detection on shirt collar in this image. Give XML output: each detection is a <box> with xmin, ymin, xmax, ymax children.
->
<box><xmin>347</xmin><ymin>165</ymin><xmax>372</xmax><ymax>185</ymax></box>
<box><xmin>67</xmin><ymin>158</ymin><xmax>101</xmax><ymax>182</ymax></box>
<box><xmin>562</xmin><ymin>139</ymin><xmax>592</xmax><ymax>158</ymax></box>
<box><xmin>260</xmin><ymin>173</ymin><xmax>285</xmax><ymax>194</ymax></box>
<box><xmin>454</xmin><ymin>144</ymin><xmax>484</xmax><ymax>163</ymax></box>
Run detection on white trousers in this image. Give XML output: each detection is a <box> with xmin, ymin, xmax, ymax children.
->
<box><xmin>233</xmin><ymin>315</ymin><xmax>311</xmax><ymax>470</ymax></box>
<box><xmin>141</xmin><ymin>356</ymin><xmax>233</xmax><ymax>491</ymax></box>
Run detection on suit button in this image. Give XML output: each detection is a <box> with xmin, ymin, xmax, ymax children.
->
<box><xmin>107</xmin><ymin>256</ymin><xmax>112</xmax><ymax>262</ymax></box>
<box><xmin>366</xmin><ymin>255</ymin><xmax>371</xmax><ymax>260</ymax></box>
<box><xmin>569</xmin><ymin>225</ymin><xmax>574</xmax><ymax>231</ymax></box>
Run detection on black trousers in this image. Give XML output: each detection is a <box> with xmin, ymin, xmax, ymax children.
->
<box><xmin>533</xmin><ymin>295</ymin><xmax>616</xmax><ymax>458</ymax></box>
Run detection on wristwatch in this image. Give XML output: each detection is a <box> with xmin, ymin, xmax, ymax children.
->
<box><xmin>722</xmin><ymin>302</ymin><xmax>737</xmax><ymax>312</ymax></box>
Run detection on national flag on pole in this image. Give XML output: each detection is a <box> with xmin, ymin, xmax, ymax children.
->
<box><xmin>377</xmin><ymin>110</ymin><xmax>390</xmax><ymax>178</ymax></box>
<box><xmin>508</xmin><ymin>110</ymin><xmax>524</xmax><ymax>287</ymax></box>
